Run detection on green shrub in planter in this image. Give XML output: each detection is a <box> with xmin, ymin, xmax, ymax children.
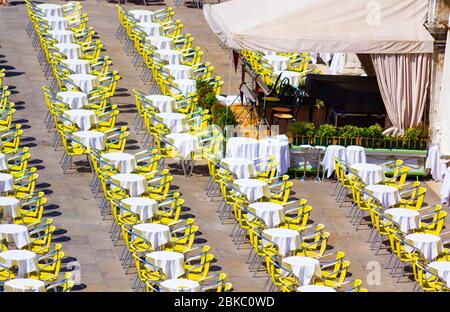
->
<box><xmin>211</xmin><ymin>103</ymin><xmax>236</xmax><ymax>129</ymax></box>
<box><xmin>338</xmin><ymin>125</ymin><xmax>363</xmax><ymax>139</ymax></box>
<box><xmin>316</xmin><ymin>124</ymin><xmax>337</xmax><ymax>138</ymax></box>
<box><xmin>289</xmin><ymin>121</ymin><xmax>315</xmax><ymax>145</ymax></box>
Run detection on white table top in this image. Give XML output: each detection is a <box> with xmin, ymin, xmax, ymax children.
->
<box><xmin>297</xmin><ymin>285</ymin><xmax>336</xmax><ymax>292</ymax></box>
<box><xmin>248</xmin><ymin>202</ymin><xmax>284</xmax><ymax>228</ymax></box>
<box><xmin>160</xmin><ymin>278</ymin><xmax>200</xmax><ymax>292</ymax></box>
<box><xmin>4</xmin><ymin>278</ymin><xmax>45</xmax><ymax>292</ymax></box>
<box><xmin>0</xmin><ymin>196</ymin><xmax>19</xmax><ymax>206</ymax></box>
<box><xmin>133</xmin><ymin>223</ymin><xmax>170</xmax><ymax>234</ymax></box>
<box><xmin>122</xmin><ymin>197</ymin><xmax>157</xmax><ymax>207</ymax></box>
<box><xmin>147</xmin><ymin>250</ymin><xmax>184</xmax><ymax>262</ymax></box>
<box><xmin>0</xmin><ymin>224</ymin><xmax>28</xmax><ymax>234</ymax></box>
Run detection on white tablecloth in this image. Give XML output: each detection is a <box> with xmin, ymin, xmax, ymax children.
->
<box><xmin>0</xmin><ymin>197</ymin><xmax>20</xmax><ymax>220</ymax></box>
<box><xmin>322</xmin><ymin>145</ymin><xmax>346</xmax><ymax>178</ymax></box>
<box><xmin>172</xmin><ymin>79</ymin><xmax>196</xmax><ymax>97</ymax></box>
<box><xmin>73</xmin><ymin>131</ymin><xmax>106</xmax><ymax>150</ymax></box>
<box><xmin>160</xmin><ymin>279</ymin><xmax>201</xmax><ymax>292</ymax></box>
<box><xmin>282</xmin><ymin>256</ymin><xmax>321</xmax><ymax>286</ymax></box>
<box><xmin>64</xmin><ymin>109</ymin><xmax>97</xmax><ymax>130</ymax></box>
<box><xmin>0</xmin><ymin>224</ymin><xmax>30</xmax><ymax>249</ymax></box>
<box><xmin>221</xmin><ymin>157</ymin><xmax>256</xmax><ymax>179</ymax></box>
<box><xmin>350</xmin><ymin>163</ymin><xmax>385</xmax><ymax>185</ymax></box>
<box><xmin>0</xmin><ymin>153</ymin><xmax>7</xmax><ymax>171</ymax></box>
<box><xmin>234</xmin><ymin>179</ymin><xmax>270</xmax><ymax>202</ymax></box>
<box><xmin>62</xmin><ymin>59</ymin><xmax>91</xmax><ymax>74</ymax></box>
<box><xmin>297</xmin><ymin>285</ymin><xmax>336</xmax><ymax>292</ymax></box>
<box><xmin>405</xmin><ymin>233</ymin><xmax>443</xmax><ymax>261</ymax></box>
<box><xmin>385</xmin><ymin>208</ymin><xmax>420</xmax><ymax>233</ymax></box>
<box><xmin>146</xmin><ymin>36</ymin><xmax>173</xmax><ymax>50</ymax></box>
<box><xmin>112</xmin><ymin>173</ymin><xmax>147</xmax><ymax>197</ymax></box>
<box><xmin>426</xmin><ymin>145</ymin><xmax>447</xmax><ymax>182</ymax></box>
<box><xmin>156</xmin><ymin>49</ymin><xmax>183</xmax><ymax>65</ymax></box>
<box><xmin>37</xmin><ymin>3</ymin><xmax>62</xmax><ymax>16</ymax></box>
<box><xmin>166</xmin><ymin>133</ymin><xmax>200</xmax><ymax>159</ymax></box>
<box><xmin>346</xmin><ymin>145</ymin><xmax>366</xmax><ymax>165</ymax></box>
<box><xmin>248</xmin><ymin>202</ymin><xmax>284</xmax><ymax>228</ymax></box>
<box><xmin>4</xmin><ymin>278</ymin><xmax>46</xmax><ymax>292</ymax></box>
<box><xmin>102</xmin><ymin>152</ymin><xmax>137</xmax><ymax>174</ymax></box>
<box><xmin>263</xmin><ymin>55</ymin><xmax>289</xmax><ymax>71</ymax></box>
<box><xmin>68</xmin><ymin>74</ymin><xmax>99</xmax><ymax>93</ymax></box>
<box><xmin>365</xmin><ymin>184</ymin><xmax>400</xmax><ymax>209</ymax></box>
<box><xmin>263</xmin><ymin>228</ymin><xmax>301</xmax><ymax>256</ymax></box>
<box><xmin>43</xmin><ymin>16</ymin><xmax>68</xmax><ymax>30</ymax></box>
<box><xmin>274</xmin><ymin>71</ymin><xmax>301</xmax><ymax>87</ymax></box>
<box><xmin>0</xmin><ymin>250</ymin><xmax>37</xmax><ymax>277</ymax></box>
<box><xmin>155</xmin><ymin>112</ymin><xmax>188</xmax><ymax>133</ymax></box>
<box><xmin>57</xmin><ymin>91</ymin><xmax>88</xmax><ymax>109</ymax></box>
<box><xmin>55</xmin><ymin>43</ymin><xmax>81</xmax><ymax>59</ymax></box>
<box><xmin>145</xmin><ymin>95</ymin><xmax>176</xmax><ymax>113</ymax></box>
<box><xmin>0</xmin><ymin>173</ymin><xmax>14</xmax><ymax>193</ymax></box>
<box><xmin>258</xmin><ymin>138</ymin><xmax>290</xmax><ymax>175</ymax></box>
<box><xmin>133</xmin><ymin>223</ymin><xmax>171</xmax><ymax>249</ymax></box>
<box><xmin>121</xmin><ymin>197</ymin><xmax>158</xmax><ymax>223</ymax></box>
<box><xmin>428</xmin><ymin>261</ymin><xmax>450</xmax><ymax>287</ymax></box>
<box><xmin>147</xmin><ymin>251</ymin><xmax>184</xmax><ymax>279</ymax></box>
<box><xmin>164</xmin><ymin>65</ymin><xmax>192</xmax><ymax>80</ymax></box>
<box><xmin>137</xmin><ymin>22</ymin><xmax>162</xmax><ymax>36</ymax></box>
<box><xmin>441</xmin><ymin>167</ymin><xmax>450</xmax><ymax>204</ymax></box>
<box><xmin>130</xmin><ymin>9</ymin><xmax>154</xmax><ymax>22</ymax></box>
<box><xmin>48</xmin><ymin>29</ymin><xmax>74</xmax><ymax>43</ymax></box>
<box><xmin>226</xmin><ymin>137</ymin><xmax>259</xmax><ymax>160</ymax></box>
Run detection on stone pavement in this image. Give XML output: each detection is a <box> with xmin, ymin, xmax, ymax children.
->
<box><xmin>0</xmin><ymin>0</ymin><xmax>445</xmax><ymax>292</ymax></box>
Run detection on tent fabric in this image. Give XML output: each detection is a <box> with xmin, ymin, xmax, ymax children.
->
<box><xmin>203</xmin><ymin>0</ymin><xmax>434</xmax><ymax>54</ymax></box>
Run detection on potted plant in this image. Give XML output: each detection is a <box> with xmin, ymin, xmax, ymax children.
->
<box><xmin>288</xmin><ymin>121</ymin><xmax>315</xmax><ymax>145</ymax></box>
<box><xmin>211</xmin><ymin>102</ymin><xmax>236</xmax><ymax>129</ymax></box>
<box><xmin>360</xmin><ymin>124</ymin><xmax>383</xmax><ymax>148</ymax></box>
<box><xmin>315</xmin><ymin>124</ymin><xmax>337</xmax><ymax>146</ymax></box>
<box><xmin>337</xmin><ymin>125</ymin><xmax>362</xmax><ymax>146</ymax></box>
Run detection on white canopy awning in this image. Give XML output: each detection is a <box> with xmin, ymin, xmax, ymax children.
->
<box><xmin>203</xmin><ymin>0</ymin><xmax>434</xmax><ymax>54</ymax></box>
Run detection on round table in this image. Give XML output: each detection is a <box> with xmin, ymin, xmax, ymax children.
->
<box><xmin>258</xmin><ymin>138</ymin><xmax>290</xmax><ymax>175</ymax></box>
<box><xmin>274</xmin><ymin>71</ymin><xmax>301</xmax><ymax>87</ymax></box>
<box><xmin>137</xmin><ymin>22</ymin><xmax>162</xmax><ymax>36</ymax></box>
<box><xmin>322</xmin><ymin>145</ymin><xmax>346</xmax><ymax>178</ymax></box>
<box><xmin>365</xmin><ymin>184</ymin><xmax>400</xmax><ymax>209</ymax></box>
<box><xmin>263</xmin><ymin>228</ymin><xmax>301</xmax><ymax>256</ymax></box>
<box><xmin>346</xmin><ymin>146</ymin><xmax>367</xmax><ymax>165</ymax></box>
<box><xmin>121</xmin><ymin>197</ymin><xmax>158</xmax><ymax>222</ymax></box>
<box><xmin>4</xmin><ymin>278</ymin><xmax>46</xmax><ymax>292</ymax></box>
<box><xmin>0</xmin><ymin>173</ymin><xmax>14</xmax><ymax>193</ymax></box>
<box><xmin>48</xmin><ymin>29</ymin><xmax>74</xmax><ymax>43</ymax></box>
<box><xmin>0</xmin><ymin>250</ymin><xmax>37</xmax><ymax>277</ymax></box>
<box><xmin>43</xmin><ymin>16</ymin><xmax>68</xmax><ymax>30</ymax></box>
<box><xmin>147</xmin><ymin>251</ymin><xmax>185</xmax><ymax>279</ymax></box>
<box><xmin>146</xmin><ymin>35</ymin><xmax>173</xmax><ymax>50</ymax></box>
<box><xmin>282</xmin><ymin>256</ymin><xmax>321</xmax><ymax>286</ymax></box>
<box><xmin>112</xmin><ymin>173</ymin><xmax>147</xmax><ymax>197</ymax></box>
<box><xmin>37</xmin><ymin>3</ymin><xmax>62</xmax><ymax>16</ymax></box>
<box><xmin>0</xmin><ymin>224</ymin><xmax>30</xmax><ymax>249</ymax></box>
<box><xmin>57</xmin><ymin>91</ymin><xmax>88</xmax><ymax>109</ymax></box>
<box><xmin>172</xmin><ymin>79</ymin><xmax>196</xmax><ymax>97</ymax></box>
<box><xmin>129</xmin><ymin>9</ymin><xmax>154</xmax><ymax>22</ymax></box>
<box><xmin>226</xmin><ymin>137</ymin><xmax>259</xmax><ymax>160</ymax></box>
<box><xmin>155</xmin><ymin>112</ymin><xmax>188</xmax><ymax>133</ymax></box>
<box><xmin>102</xmin><ymin>152</ymin><xmax>137</xmax><ymax>174</ymax></box>
<box><xmin>0</xmin><ymin>152</ymin><xmax>7</xmax><ymax>171</ymax></box>
<box><xmin>234</xmin><ymin>179</ymin><xmax>270</xmax><ymax>202</ymax></box>
<box><xmin>166</xmin><ymin>133</ymin><xmax>200</xmax><ymax>159</ymax></box>
<box><xmin>72</xmin><ymin>131</ymin><xmax>106</xmax><ymax>150</ymax></box>
<box><xmin>350</xmin><ymin>163</ymin><xmax>385</xmax><ymax>185</ymax></box>
<box><xmin>221</xmin><ymin>157</ymin><xmax>256</xmax><ymax>179</ymax></box>
<box><xmin>263</xmin><ymin>55</ymin><xmax>290</xmax><ymax>71</ymax></box>
<box><xmin>248</xmin><ymin>202</ymin><xmax>284</xmax><ymax>228</ymax></box>
<box><xmin>164</xmin><ymin>65</ymin><xmax>192</xmax><ymax>80</ymax></box>
<box><xmin>133</xmin><ymin>223</ymin><xmax>171</xmax><ymax>249</ymax></box>
<box><xmin>297</xmin><ymin>285</ymin><xmax>336</xmax><ymax>292</ymax></box>
<box><xmin>55</xmin><ymin>43</ymin><xmax>81</xmax><ymax>59</ymax></box>
<box><xmin>160</xmin><ymin>278</ymin><xmax>201</xmax><ymax>292</ymax></box>
<box><xmin>0</xmin><ymin>197</ymin><xmax>20</xmax><ymax>220</ymax></box>
<box><xmin>156</xmin><ymin>49</ymin><xmax>183</xmax><ymax>65</ymax></box>
<box><xmin>64</xmin><ymin>109</ymin><xmax>98</xmax><ymax>131</ymax></box>
<box><xmin>145</xmin><ymin>95</ymin><xmax>176</xmax><ymax>113</ymax></box>
<box><xmin>384</xmin><ymin>208</ymin><xmax>420</xmax><ymax>233</ymax></box>
<box><xmin>68</xmin><ymin>74</ymin><xmax>99</xmax><ymax>93</ymax></box>
<box><xmin>428</xmin><ymin>261</ymin><xmax>450</xmax><ymax>287</ymax></box>
<box><xmin>62</xmin><ymin>59</ymin><xmax>91</xmax><ymax>74</ymax></box>
<box><xmin>405</xmin><ymin>233</ymin><xmax>443</xmax><ymax>261</ymax></box>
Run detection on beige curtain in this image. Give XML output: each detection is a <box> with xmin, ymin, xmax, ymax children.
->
<box><xmin>371</xmin><ymin>53</ymin><xmax>432</xmax><ymax>136</ymax></box>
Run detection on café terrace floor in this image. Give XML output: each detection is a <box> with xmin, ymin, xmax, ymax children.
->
<box><xmin>0</xmin><ymin>0</ymin><xmax>445</xmax><ymax>292</ymax></box>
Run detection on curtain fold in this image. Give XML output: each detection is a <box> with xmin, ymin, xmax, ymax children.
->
<box><xmin>371</xmin><ymin>53</ymin><xmax>432</xmax><ymax>136</ymax></box>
